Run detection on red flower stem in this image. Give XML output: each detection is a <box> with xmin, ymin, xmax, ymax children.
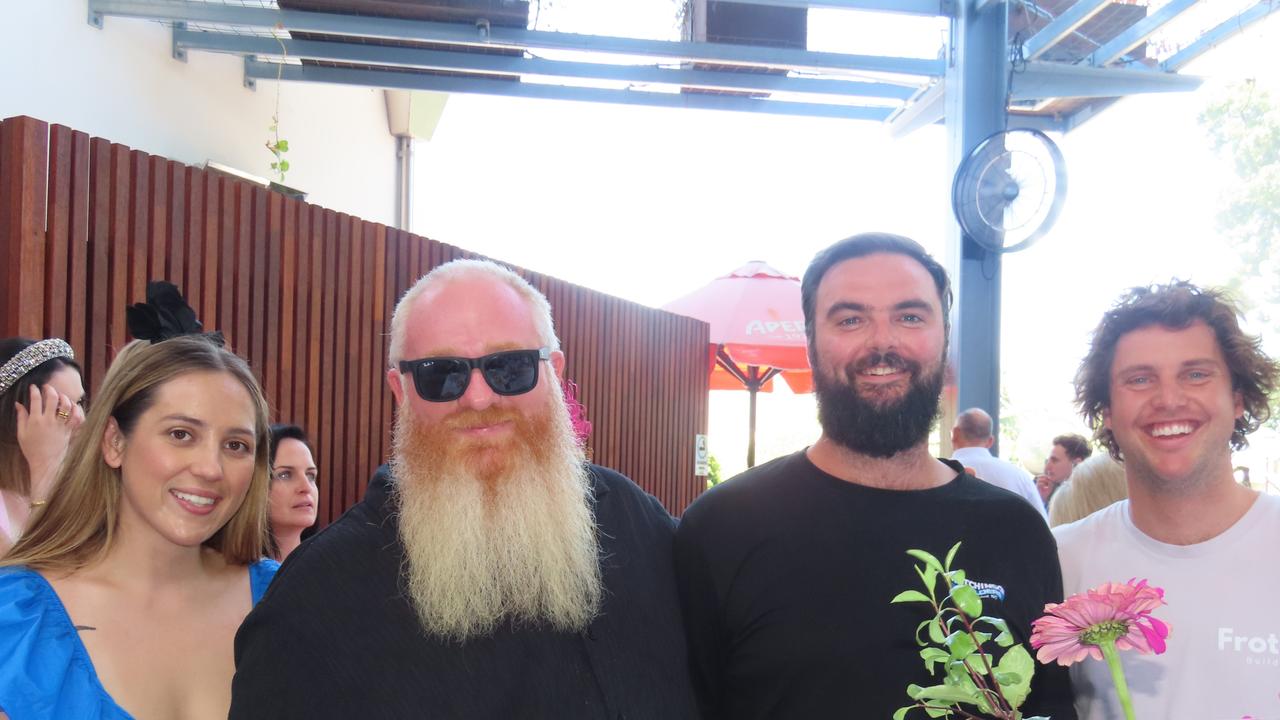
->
<box><xmin>958</xmin><ymin>659</ymin><xmax>1005</xmax><ymax>716</ymax></box>
<box><xmin>926</xmin><ymin>605</ymin><xmax>996</xmax><ymax>713</ymax></box>
<box><xmin>957</xmin><ymin>610</ymin><xmax>1014</xmax><ymax>714</ymax></box>
<box><xmin>918</xmin><ymin>702</ymin><xmax>983</xmax><ymax>720</ymax></box>
<box><xmin>1098</xmin><ymin>639</ymin><xmax>1136</xmax><ymax>720</ymax></box>
<box><xmin>927</xmin><ymin>602</ymin><xmax>1015</xmax><ymax>719</ymax></box>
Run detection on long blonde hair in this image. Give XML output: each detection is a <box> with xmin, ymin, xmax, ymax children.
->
<box><xmin>1</xmin><ymin>337</ymin><xmax>271</xmax><ymax>572</ymax></box>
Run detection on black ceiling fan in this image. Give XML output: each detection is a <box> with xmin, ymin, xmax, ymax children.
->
<box><xmin>952</xmin><ymin>128</ymin><xmax>1068</xmax><ymax>253</ymax></box>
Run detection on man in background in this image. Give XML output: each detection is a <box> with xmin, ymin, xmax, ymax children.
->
<box><xmin>1041</xmin><ymin>433</ymin><xmax>1092</xmax><ymax>505</ymax></box>
<box><xmin>950</xmin><ymin>407</ymin><xmax>1046</xmax><ymax>519</ymax></box>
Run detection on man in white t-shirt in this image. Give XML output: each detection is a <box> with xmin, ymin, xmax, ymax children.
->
<box><xmin>950</xmin><ymin>407</ymin><xmax>1047</xmax><ymax>519</ymax></box>
<box><xmin>1055</xmin><ymin>281</ymin><xmax>1280</xmax><ymax>720</ymax></box>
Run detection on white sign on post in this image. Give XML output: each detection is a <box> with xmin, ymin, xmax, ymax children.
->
<box><xmin>694</xmin><ymin>434</ymin><xmax>709</xmax><ymax>476</ymax></box>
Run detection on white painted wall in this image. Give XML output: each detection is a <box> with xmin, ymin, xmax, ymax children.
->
<box><xmin>0</xmin><ymin>1</ymin><xmax>396</xmax><ymax>226</ymax></box>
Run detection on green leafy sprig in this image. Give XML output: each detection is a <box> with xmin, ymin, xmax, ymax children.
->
<box><xmin>265</xmin><ymin>26</ymin><xmax>291</xmax><ymax>182</ymax></box>
<box><xmin>890</xmin><ymin>542</ymin><xmax>1047</xmax><ymax>720</ymax></box>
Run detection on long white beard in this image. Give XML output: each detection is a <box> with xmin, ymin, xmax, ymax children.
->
<box><xmin>390</xmin><ymin>386</ymin><xmax>602</xmax><ymax>642</ymax></box>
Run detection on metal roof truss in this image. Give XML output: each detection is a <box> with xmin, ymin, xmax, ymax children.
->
<box><xmin>88</xmin><ymin>0</ymin><xmax>1277</xmax><ymax>131</ymax></box>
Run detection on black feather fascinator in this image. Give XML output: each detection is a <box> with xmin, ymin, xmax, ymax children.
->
<box><xmin>126</xmin><ymin>281</ymin><xmax>225</xmax><ymax>346</ymax></box>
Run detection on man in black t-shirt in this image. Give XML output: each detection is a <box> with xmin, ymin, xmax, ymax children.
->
<box><xmin>674</xmin><ymin>233</ymin><xmax>1075</xmax><ymax>719</ymax></box>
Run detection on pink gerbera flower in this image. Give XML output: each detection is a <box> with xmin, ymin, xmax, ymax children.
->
<box><xmin>1031</xmin><ymin>579</ymin><xmax>1170</xmax><ymax>666</ymax></box>
<box><xmin>1031</xmin><ymin>579</ymin><xmax>1171</xmax><ymax>719</ymax></box>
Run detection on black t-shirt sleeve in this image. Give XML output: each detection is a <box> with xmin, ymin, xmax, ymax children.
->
<box><xmin>230</xmin><ymin>541</ymin><xmax>347</xmax><ymax>719</ymax></box>
<box><xmin>673</xmin><ymin>492</ymin><xmax>731</xmax><ymax>720</ymax></box>
<box><xmin>231</xmin><ymin>584</ymin><xmax>322</xmax><ymax>717</ymax></box>
<box><xmin>1015</xmin><ymin>511</ymin><xmax>1078</xmax><ymax>720</ymax></box>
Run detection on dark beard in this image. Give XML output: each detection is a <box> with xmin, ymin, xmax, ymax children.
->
<box><xmin>814</xmin><ymin>351</ymin><xmax>945</xmax><ymax>458</ymax></box>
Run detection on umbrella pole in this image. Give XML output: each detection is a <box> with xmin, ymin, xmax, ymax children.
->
<box><xmin>747</xmin><ymin>366</ymin><xmax>760</xmax><ymax>468</ymax></box>
<box><xmin>716</xmin><ymin>351</ymin><xmax>787</xmax><ymax>470</ymax></box>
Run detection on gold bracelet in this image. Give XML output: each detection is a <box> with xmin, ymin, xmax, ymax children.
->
<box><xmin>29</xmin><ymin>499</ymin><xmax>48</xmax><ymax>509</ymax></box>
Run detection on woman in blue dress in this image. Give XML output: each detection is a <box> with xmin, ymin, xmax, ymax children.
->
<box><xmin>0</xmin><ymin>333</ymin><xmax>278</xmax><ymax>720</ymax></box>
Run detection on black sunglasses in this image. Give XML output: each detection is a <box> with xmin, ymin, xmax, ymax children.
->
<box><xmin>398</xmin><ymin>347</ymin><xmax>551</xmax><ymax>403</ymax></box>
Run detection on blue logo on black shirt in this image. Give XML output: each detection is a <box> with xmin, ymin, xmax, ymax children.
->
<box><xmin>965</xmin><ymin>579</ymin><xmax>1006</xmax><ymax>602</ymax></box>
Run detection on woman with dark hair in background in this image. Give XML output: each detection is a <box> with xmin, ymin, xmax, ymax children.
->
<box><xmin>268</xmin><ymin>423</ymin><xmax>318</xmax><ymax>561</ymax></box>
<box><xmin>0</xmin><ymin>337</ymin><xmax>85</xmax><ymax>552</ymax></box>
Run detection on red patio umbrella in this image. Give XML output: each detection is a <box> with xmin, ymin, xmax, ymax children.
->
<box><xmin>662</xmin><ymin>261</ymin><xmax>812</xmax><ymax>468</ymax></box>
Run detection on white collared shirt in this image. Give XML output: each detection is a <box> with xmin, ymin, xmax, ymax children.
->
<box><xmin>950</xmin><ymin>446</ymin><xmax>1047</xmax><ymax>521</ymax></box>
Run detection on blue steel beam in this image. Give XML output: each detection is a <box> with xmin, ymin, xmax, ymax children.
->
<box><xmin>889</xmin><ymin>57</ymin><xmax>1200</xmax><ymax>135</ymax></box>
<box><xmin>706</xmin><ymin>0</ymin><xmax>951</xmax><ymax>15</ymax></box>
<box><xmin>946</xmin><ymin>0</ymin><xmax>1007</xmax><ymax>451</ymax></box>
<box><xmin>1005</xmin><ymin>113</ymin><xmax>1066</xmax><ymax>133</ymax></box>
<box><xmin>1162</xmin><ymin>1</ymin><xmax>1280</xmax><ymax>72</ymax></box>
<box><xmin>244</xmin><ymin>60</ymin><xmax>896</xmax><ymax>121</ymax></box>
<box><xmin>1012</xmin><ymin>60</ymin><xmax>1200</xmax><ymax>99</ymax></box>
<box><xmin>1056</xmin><ymin>21</ymin><xmax>1216</xmax><ymax>137</ymax></box>
<box><xmin>887</xmin><ymin>82</ymin><xmax>945</xmax><ymax>136</ymax></box>
<box><xmin>89</xmin><ymin>0</ymin><xmax>943</xmax><ymax>77</ymax></box>
<box><xmin>1061</xmin><ymin>96</ymin><xmax>1117</xmax><ymax>132</ymax></box>
<box><xmin>1088</xmin><ymin>0</ymin><xmax>1201</xmax><ymax>67</ymax></box>
<box><xmin>174</xmin><ymin>29</ymin><xmax>916</xmax><ymax>101</ymax></box>
<box><xmin>1021</xmin><ymin>0</ymin><xmax>1111</xmax><ymax>61</ymax></box>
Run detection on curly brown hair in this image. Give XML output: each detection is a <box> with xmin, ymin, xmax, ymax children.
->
<box><xmin>1075</xmin><ymin>281</ymin><xmax>1279</xmax><ymax>460</ymax></box>
<box><xmin>1051</xmin><ymin>433</ymin><xmax>1092</xmax><ymax>462</ymax></box>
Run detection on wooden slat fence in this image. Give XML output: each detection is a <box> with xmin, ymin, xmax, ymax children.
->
<box><xmin>0</xmin><ymin>115</ymin><xmax>710</xmax><ymax>518</ymax></box>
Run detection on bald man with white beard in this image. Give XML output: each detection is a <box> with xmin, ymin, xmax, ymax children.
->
<box><xmin>230</xmin><ymin>260</ymin><xmax>698</xmax><ymax>719</ymax></box>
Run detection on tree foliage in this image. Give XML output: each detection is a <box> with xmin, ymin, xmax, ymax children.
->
<box><xmin>1200</xmin><ymin>82</ymin><xmax>1280</xmax><ymax>427</ymax></box>
<box><xmin>1199</xmin><ymin>82</ymin><xmax>1280</xmax><ymax>313</ymax></box>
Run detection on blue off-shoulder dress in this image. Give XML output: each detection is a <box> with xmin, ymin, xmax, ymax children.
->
<box><xmin>0</xmin><ymin>558</ymin><xmax>278</xmax><ymax>720</ymax></box>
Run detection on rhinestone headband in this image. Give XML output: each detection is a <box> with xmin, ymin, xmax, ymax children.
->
<box><xmin>0</xmin><ymin>339</ymin><xmax>76</xmax><ymax>396</ymax></box>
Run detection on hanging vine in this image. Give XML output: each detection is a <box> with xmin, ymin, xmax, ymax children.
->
<box><xmin>265</xmin><ymin>25</ymin><xmax>290</xmax><ymax>182</ymax></box>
